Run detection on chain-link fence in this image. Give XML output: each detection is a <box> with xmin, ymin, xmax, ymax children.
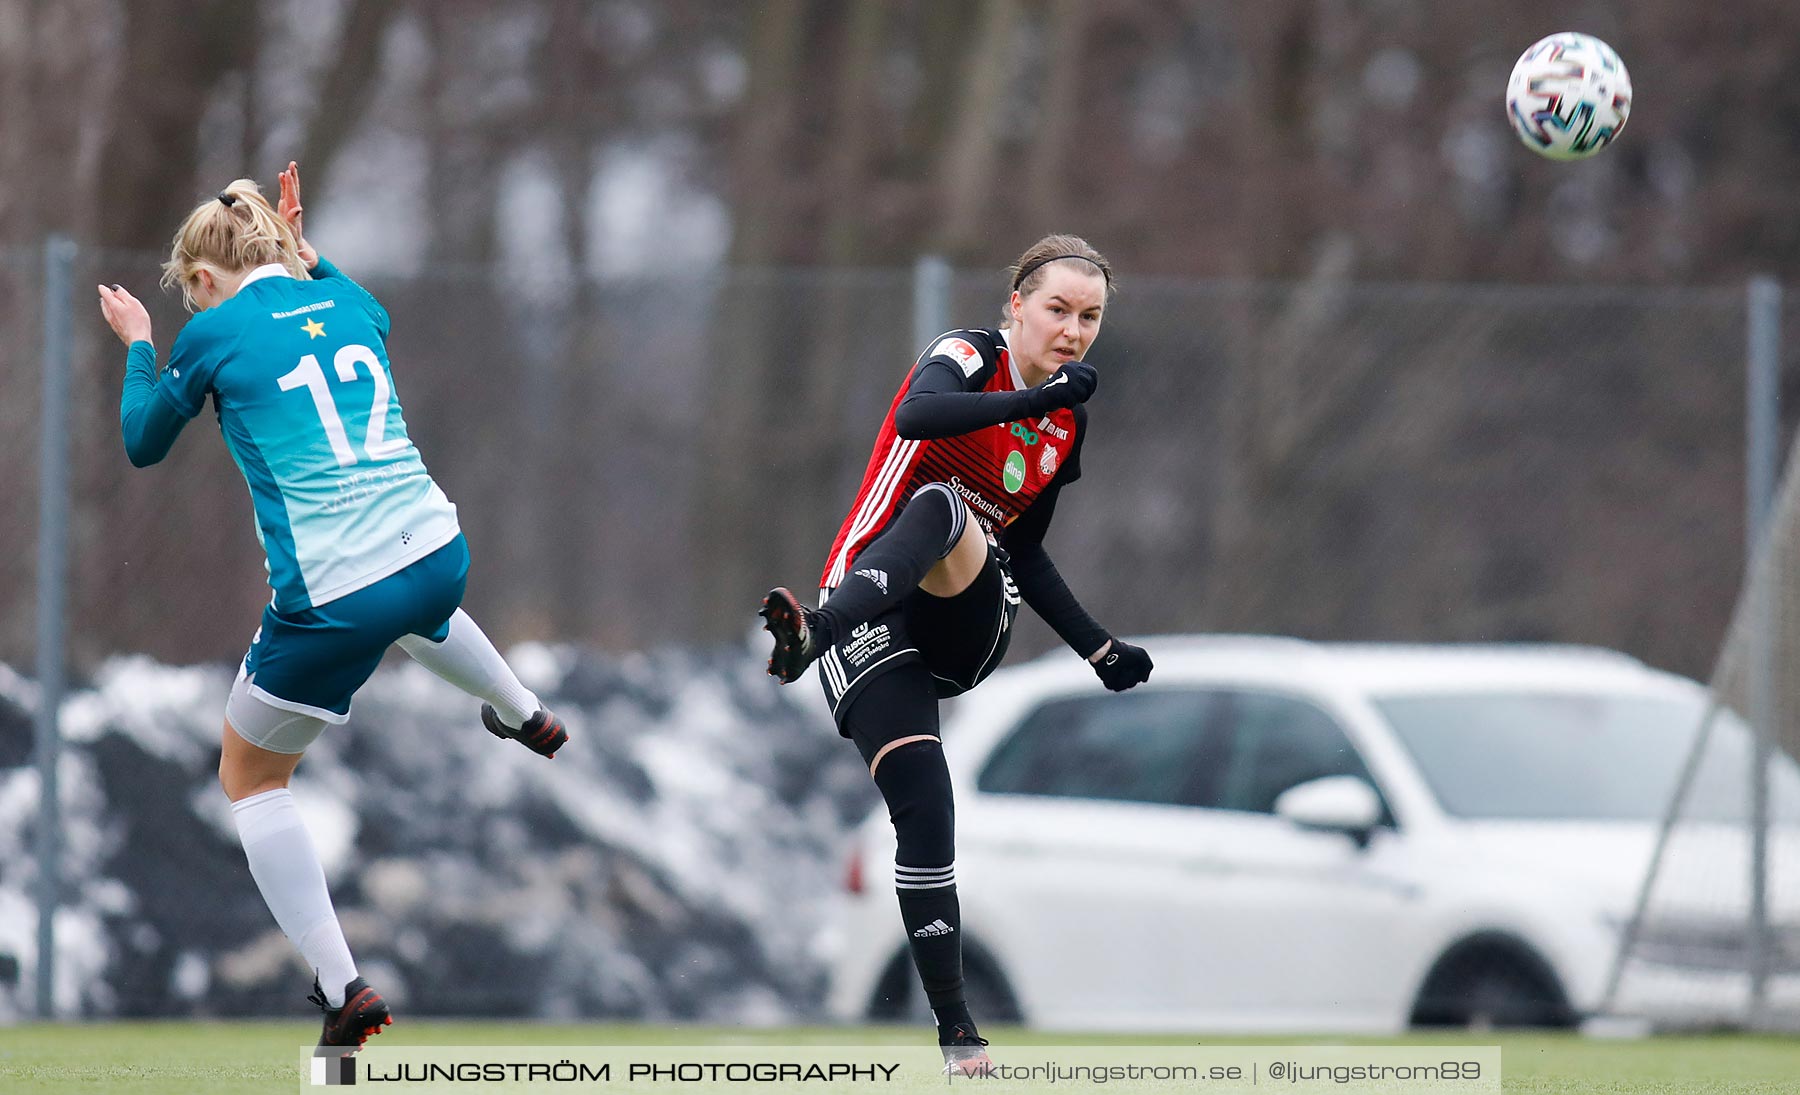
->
<box><xmin>5</xmin><ymin>242</ymin><xmax>1798</xmax><ymax>1022</ymax></box>
<box><xmin>0</xmin><ymin>247</ymin><xmax>45</xmax><ymax>674</ymax></box>
<box><xmin>0</xmin><ymin>245</ymin><xmax>1785</xmax><ymax>681</ymax></box>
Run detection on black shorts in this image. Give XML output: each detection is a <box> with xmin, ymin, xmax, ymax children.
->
<box><xmin>817</xmin><ymin>544</ymin><xmax>1021</xmax><ymax>732</ymax></box>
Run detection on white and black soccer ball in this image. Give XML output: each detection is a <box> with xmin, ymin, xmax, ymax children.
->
<box><xmin>1506</xmin><ymin>32</ymin><xmax>1632</xmax><ymax>161</ymax></box>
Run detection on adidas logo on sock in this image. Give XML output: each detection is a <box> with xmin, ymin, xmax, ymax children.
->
<box><xmin>853</xmin><ymin>568</ymin><xmax>890</xmax><ymax>594</ymax></box>
<box><xmin>912</xmin><ymin>919</ymin><xmax>955</xmax><ymax>938</ymax></box>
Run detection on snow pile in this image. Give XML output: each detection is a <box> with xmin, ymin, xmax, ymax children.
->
<box><xmin>0</xmin><ymin>644</ymin><xmax>874</xmax><ymax>1021</ymax></box>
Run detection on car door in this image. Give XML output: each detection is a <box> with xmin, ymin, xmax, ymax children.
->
<box><xmin>959</xmin><ymin>688</ymin><xmax>1231</xmax><ymax>1028</ymax></box>
<box><xmin>1178</xmin><ymin>689</ymin><xmax>1424</xmax><ymax>1029</ymax></box>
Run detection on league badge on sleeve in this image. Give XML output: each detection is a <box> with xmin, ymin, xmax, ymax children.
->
<box><xmin>931</xmin><ymin>337</ymin><xmax>983</xmax><ymax>377</ymax></box>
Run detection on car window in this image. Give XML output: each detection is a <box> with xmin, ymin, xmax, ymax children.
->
<box><xmin>1215</xmin><ymin>691</ymin><xmax>1379</xmax><ymax>815</ymax></box>
<box><xmin>977</xmin><ymin>689</ymin><xmax>1225</xmax><ymax>807</ymax></box>
<box><xmin>1376</xmin><ymin>690</ymin><xmax>1800</xmax><ymax>822</ymax></box>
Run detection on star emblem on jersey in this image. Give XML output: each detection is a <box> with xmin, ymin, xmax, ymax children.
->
<box><xmin>302</xmin><ymin>318</ymin><xmax>326</xmax><ymax>339</ymax></box>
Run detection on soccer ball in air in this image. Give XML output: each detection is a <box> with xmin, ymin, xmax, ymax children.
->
<box><xmin>1506</xmin><ymin>32</ymin><xmax>1632</xmax><ymax>161</ymax></box>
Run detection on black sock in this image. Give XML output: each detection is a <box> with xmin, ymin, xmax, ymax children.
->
<box><xmin>871</xmin><ymin>740</ymin><xmax>965</xmax><ymax>1018</ymax></box>
<box><xmin>817</xmin><ymin>484</ymin><xmax>966</xmax><ymax>646</ymax></box>
<box><xmin>897</xmin><ymin>884</ymin><xmax>964</xmax><ymax>1011</ymax></box>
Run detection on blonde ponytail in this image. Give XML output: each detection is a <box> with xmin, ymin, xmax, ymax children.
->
<box><xmin>160</xmin><ymin>179</ymin><xmax>309</xmax><ymax>311</ymax></box>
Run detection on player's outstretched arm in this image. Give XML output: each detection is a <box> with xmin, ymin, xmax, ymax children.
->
<box><xmin>894</xmin><ymin>358</ymin><xmax>1097</xmax><ymax>440</ymax></box>
<box><xmin>1000</xmin><ymin>480</ymin><xmax>1152</xmax><ymax>692</ymax></box>
<box><xmin>101</xmin><ymin>284</ymin><xmax>190</xmax><ymax>467</ymax></box>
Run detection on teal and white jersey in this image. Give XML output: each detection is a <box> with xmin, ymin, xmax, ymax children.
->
<box><xmin>157</xmin><ymin>258</ymin><xmax>459</xmax><ymax>611</ymax></box>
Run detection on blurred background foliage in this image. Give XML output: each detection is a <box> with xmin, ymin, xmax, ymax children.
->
<box><xmin>3</xmin><ymin>0</ymin><xmax>1798</xmax><ymax>678</ymax></box>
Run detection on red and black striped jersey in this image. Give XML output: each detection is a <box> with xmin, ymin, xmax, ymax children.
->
<box><xmin>821</xmin><ymin>327</ymin><xmax>1085</xmax><ymax>590</ymax></box>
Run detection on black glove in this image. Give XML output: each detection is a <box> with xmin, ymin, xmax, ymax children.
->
<box><xmin>1092</xmin><ymin>638</ymin><xmax>1152</xmax><ymax>692</ymax></box>
<box><xmin>1028</xmin><ymin>361</ymin><xmax>1098</xmax><ymax>414</ymax></box>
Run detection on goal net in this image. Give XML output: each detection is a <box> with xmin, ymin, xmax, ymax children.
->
<box><xmin>1603</xmin><ymin>437</ymin><xmax>1800</xmax><ymax>1030</ymax></box>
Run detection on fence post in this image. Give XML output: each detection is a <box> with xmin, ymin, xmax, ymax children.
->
<box><xmin>912</xmin><ymin>254</ymin><xmax>950</xmax><ymax>356</ymax></box>
<box><xmin>35</xmin><ymin>235</ymin><xmax>75</xmax><ymax>1019</ymax></box>
<box><xmin>1745</xmin><ymin>274</ymin><xmax>1780</xmax><ymax>1027</ymax></box>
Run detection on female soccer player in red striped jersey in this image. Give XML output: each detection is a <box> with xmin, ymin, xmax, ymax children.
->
<box><xmin>759</xmin><ymin>234</ymin><xmax>1153</xmax><ymax>1072</ymax></box>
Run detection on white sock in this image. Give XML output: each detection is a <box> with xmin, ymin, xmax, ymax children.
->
<box><xmin>230</xmin><ymin>788</ymin><xmax>358</xmax><ymax>1006</ymax></box>
<box><xmin>397</xmin><ymin>608</ymin><xmax>541</xmax><ymax>727</ymax></box>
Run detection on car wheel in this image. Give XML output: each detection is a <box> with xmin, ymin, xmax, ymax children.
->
<box><xmin>865</xmin><ymin>951</ymin><xmax>927</xmax><ymax>1023</ymax></box>
<box><xmin>1410</xmin><ymin>937</ymin><xmax>1576</xmax><ymax>1029</ymax></box>
<box><xmin>964</xmin><ymin>950</ymin><xmax>1024</xmax><ymax>1024</ymax></box>
<box><xmin>865</xmin><ymin>943</ymin><xmax>1023</xmax><ymax>1025</ymax></box>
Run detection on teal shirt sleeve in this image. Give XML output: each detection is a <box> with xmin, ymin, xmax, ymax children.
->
<box><xmin>120</xmin><ymin>308</ymin><xmax>229</xmax><ymax>466</ymax></box>
<box><xmin>160</xmin><ymin>316</ymin><xmax>227</xmax><ymax>416</ymax></box>
<box><xmin>119</xmin><ymin>340</ymin><xmax>193</xmax><ymax>467</ymax></box>
<box><xmin>310</xmin><ymin>255</ymin><xmax>391</xmax><ymax>340</ymax></box>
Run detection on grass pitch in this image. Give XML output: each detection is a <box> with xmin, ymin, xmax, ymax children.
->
<box><xmin>0</xmin><ymin>1023</ymin><xmax>1796</xmax><ymax>1094</ymax></box>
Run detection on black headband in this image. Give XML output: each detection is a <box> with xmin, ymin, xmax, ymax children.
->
<box><xmin>1012</xmin><ymin>252</ymin><xmax>1107</xmax><ymax>290</ymax></box>
<box><xmin>216</xmin><ymin>191</ymin><xmax>238</xmax><ymax>208</ymax></box>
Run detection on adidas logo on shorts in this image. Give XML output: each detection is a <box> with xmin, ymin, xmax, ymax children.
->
<box><xmin>912</xmin><ymin>919</ymin><xmax>955</xmax><ymax>938</ymax></box>
<box><xmin>853</xmin><ymin>568</ymin><xmax>890</xmax><ymax>594</ymax></box>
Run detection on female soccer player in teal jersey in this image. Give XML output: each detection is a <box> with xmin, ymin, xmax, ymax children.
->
<box><xmin>97</xmin><ymin>163</ymin><xmax>566</xmax><ymax>1050</ymax></box>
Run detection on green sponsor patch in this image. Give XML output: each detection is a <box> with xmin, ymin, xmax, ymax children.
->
<box><xmin>1003</xmin><ymin>450</ymin><xmax>1026</xmax><ymax>493</ymax></box>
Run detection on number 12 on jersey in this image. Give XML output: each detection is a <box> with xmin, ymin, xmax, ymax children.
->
<box><xmin>278</xmin><ymin>344</ymin><xmax>409</xmax><ymax>467</ymax></box>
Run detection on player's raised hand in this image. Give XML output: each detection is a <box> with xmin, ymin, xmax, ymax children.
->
<box><xmin>277</xmin><ymin>161</ymin><xmax>319</xmax><ymax>269</ymax></box>
<box><xmin>97</xmin><ymin>284</ymin><xmax>153</xmax><ymax>347</ymax></box>
<box><xmin>1031</xmin><ymin>360</ymin><xmax>1099</xmax><ymax>413</ymax></box>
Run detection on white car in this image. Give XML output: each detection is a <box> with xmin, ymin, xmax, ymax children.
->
<box><xmin>822</xmin><ymin>637</ymin><xmax>1800</xmax><ymax>1032</ymax></box>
